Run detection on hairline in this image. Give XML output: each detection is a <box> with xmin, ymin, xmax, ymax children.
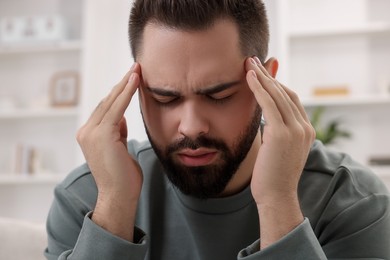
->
<box><xmin>134</xmin><ymin>16</ymin><xmax>250</xmax><ymax>61</ymax></box>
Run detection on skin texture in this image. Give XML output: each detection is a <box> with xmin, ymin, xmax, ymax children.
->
<box><xmin>76</xmin><ymin>18</ymin><xmax>316</xmax><ymax>249</ymax></box>
<box><xmin>138</xmin><ymin>21</ymin><xmax>262</xmax><ymax>198</ymax></box>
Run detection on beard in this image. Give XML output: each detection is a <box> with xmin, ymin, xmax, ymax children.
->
<box><xmin>144</xmin><ymin>105</ymin><xmax>262</xmax><ymax>199</ymax></box>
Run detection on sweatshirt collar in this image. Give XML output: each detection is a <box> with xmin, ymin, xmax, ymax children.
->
<box><xmin>172</xmin><ymin>182</ymin><xmax>255</xmax><ymax>215</ymax></box>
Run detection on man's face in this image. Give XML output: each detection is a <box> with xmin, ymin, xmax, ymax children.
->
<box><xmin>138</xmin><ymin>19</ymin><xmax>261</xmax><ymax>199</ymax></box>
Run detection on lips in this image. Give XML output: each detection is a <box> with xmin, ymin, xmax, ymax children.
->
<box><xmin>177</xmin><ymin>148</ymin><xmax>218</xmax><ymax>167</ymax></box>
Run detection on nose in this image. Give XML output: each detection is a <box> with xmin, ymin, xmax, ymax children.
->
<box><xmin>178</xmin><ymin>102</ymin><xmax>210</xmax><ymax>139</ymax></box>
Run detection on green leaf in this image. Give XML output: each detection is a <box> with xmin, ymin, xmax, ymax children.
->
<box><xmin>309</xmin><ymin>107</ymin><xmax>351</xmax><ymax>145</ymax></box>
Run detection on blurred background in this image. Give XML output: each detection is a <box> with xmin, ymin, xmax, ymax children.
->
<box><xmin>0</xmin><ymin>0</ymin><xmax>389</xmax><ymax>226</ymax></box>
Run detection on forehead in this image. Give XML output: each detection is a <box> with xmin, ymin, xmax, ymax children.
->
<box><xmin>138</xmin><ymin>19</ymin><xmax>246</xmax><ymax>91</ymax></box>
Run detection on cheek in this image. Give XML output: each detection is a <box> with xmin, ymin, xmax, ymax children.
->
<box><xmin>201</xmin><ymin>96</ymin><xmax>258</xmax><ymax>146</ymax></box>
<box><xmin>217</xmin><ymin>92</ymin><xmax>258</xmax><ymax>130</ymax></box>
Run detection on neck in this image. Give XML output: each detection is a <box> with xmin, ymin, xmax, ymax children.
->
<box><xmin>220</xmin><ymin>132</ymin><xmax>261</xmax><ymax>197</ymax></box>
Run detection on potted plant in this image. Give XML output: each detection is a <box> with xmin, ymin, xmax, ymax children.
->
<box><xmin>310</xmin><ymin>107</ymin><xmax>351</xmax><ymax>145</ymax></box>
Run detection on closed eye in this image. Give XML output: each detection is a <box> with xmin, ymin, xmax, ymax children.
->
<box><xmin>206</xmin><ymin>93</ymin><xmax>234</xmax><ymax>104</ymax></box>
<box><xmin>146</xmin><ymin>87</ymin><xmax>181</xmax><ymax>106</ymax></box>
<box><xmin>153</xmin><ymin>95</ymin><xmax>180</xmax><ymax>105</ymax></box>
<box><xmin>197</xmin><ymin>80</ymin><xmax>240</xmax><ymax>105</ymax></box>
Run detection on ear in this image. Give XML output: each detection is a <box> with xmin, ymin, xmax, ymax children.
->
<box><xmin>263</xmin><ymin>57</ymin><xmax>279</xmax><ymax>78</ymax></box>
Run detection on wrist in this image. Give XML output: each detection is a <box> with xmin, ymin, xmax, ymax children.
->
<box><xmin>254</xmin><ymin>187</ymin><xmax>298</xmax><ymax>205</ymax></box>
<box><xmin>92</xmin><ymin>191</ymin><xmax>139</xmax><ymax>242</ymax></box>
<box><xmin>256</xmin><ymin>192</ymin><xmax>303</xmax><ymax>221</ymax></box>
<box><xmin>256</xmin><ymin>194</ymin><xmax>302</xmax><ymax>218</ymax></box>
<box><xmin>256</xmin><ymin>192</ymin><xmax>303</xmax><ymax>249</ymax></box>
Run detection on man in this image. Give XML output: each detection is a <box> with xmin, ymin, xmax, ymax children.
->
<box><xmin>45</xmin><ymin>0</ymin><xmax>390</xmax><ymax>259</ymax></box>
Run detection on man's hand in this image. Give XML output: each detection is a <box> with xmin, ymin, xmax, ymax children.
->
<box><xmin>76</xmin><ymin>63</ymin><xmax>142</xmax><ymax>242</ymax></box>
<box><xmin>245</xmin><ymin>57</ymin><xmax>316</xmax><ymax>249</ymax></box>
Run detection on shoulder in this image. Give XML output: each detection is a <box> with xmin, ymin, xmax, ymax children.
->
<box><xmin>54</xmin><ymin>163</ymin><xmax>97</xmax><ymax>209</ymax></box>
<box><xmin>300</xmin><ymin>141</ymin><xmax>390</xmax><ymax>252</ymax></box>
<box><xmin>56</xmin><ymin>139</ymin><xmax>155</xmax><ymax>208</ymax></box>
<box><xmin>300</xmin><ymin>140</ymin><xmax>389</xmax><ymax>228</ymax></box>
<box><xmin>302</xmin><ymin>140</ymin><xmax>388</xmax><ymax>196</ymax></box>
<box><xmin>127</xmin><ymin>139</ymin><xmax>154</xmax><ymax>160</ymax></box>
<box><xmin>127</xmin><ymin>140</ymin><xmax>160</xmax><ymax>174</ymax></box>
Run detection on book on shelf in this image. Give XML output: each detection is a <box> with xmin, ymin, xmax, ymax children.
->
<box><xmin>12</xmin><ymin>144</ymin><xmax>40</xmax><ymax>175</ymax></box>
<box><xmin>369</xmin><ymin>156</ymin><xmax>390</xmax><ymax>166</ymax></box>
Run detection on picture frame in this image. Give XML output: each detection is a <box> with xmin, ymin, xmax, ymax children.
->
<box><xmin>49</xmin><ymin>71</ymin><xmax>79</xmax><ymax>107</ymax></box>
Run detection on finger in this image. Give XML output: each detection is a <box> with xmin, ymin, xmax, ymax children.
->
<box><xmin>248</xmin><ymin>58</ymin><xmax>316</xmax><ymax>145</ymax></box>
<box><xmin>252</xmin><ymin>58</ymin><xmax>316</xmax><ymax>144</ymax></box>
<box><xmin>247</xmin><ymin>58</ymin><xmax>296</xmax><ymax>125</ymax></box>
<box><xmin>88</xmin><ymin>70</ymin><xmax>132</xmax><ymax>125</ymax></box>
<box><xmin>88</xmin><ymin>63</ymin><xmax>140</xmax><ymax>126</ymax></box>
<box><xmin>253</xmin><ymin>57</ymin><xmax>307</xmax><ymax>125</ymax></box>
<box><xmin>279</xmin><ymin>83</ymin><xmax>316</xmax><ymax>142</ymax></box>
<box><xmin>101</xmin><ymin>72</ymin><xmax>140</xmax><ymax>125</ymax></box>
<box><xmin>280</xmin><ymin>84</ymin><xmax>310</xmax><ymax>123</ymax></box>
<box><xmin>266</xmin><ymin>77</ymin><xmax>306</xmax><ymax>127</ymax></box>
<box><xmin>246</xmin><ymin>69</ymin><xmax>284</xmax><ymax>126</ymax></box>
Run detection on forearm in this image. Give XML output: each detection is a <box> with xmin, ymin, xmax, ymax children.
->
<box><xmin>76</xmin><ymin>63</ymin><xmax>143</xmax><ymax>242</ymax></box>
<box><xmin>45</xmin><ymin>178</ymin><xmax>148</xmax><ymax>260</ymax></box>
<box><xmin>257</xmin><ymin>193</ymin><xmax>304</xmax><ymax>249</ymax></box>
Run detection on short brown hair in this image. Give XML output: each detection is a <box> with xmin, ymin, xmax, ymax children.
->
<box><xmin>129</xmin><ymin>0</ymin><xmax>269</xmax><ymax>62</ymax></box>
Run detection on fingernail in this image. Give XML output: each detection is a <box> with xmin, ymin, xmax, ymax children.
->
<box><xmin>250</xmin><ymin>58</ymin><xmax>257</xmax><ymax>65</ymax></box>
<box><xmin>251</xmin><ymin>70</ymin><xmax>257</xmax><ymax>79</ymax></box>
<box><xmin>128</xmin><ymin>73</ymin><xmax>136</xmax><ymax>83</ymax></box>
<box><xmin>254</xmin><ymin>57</ymin><xmax>261</xmax><ymax>65</ymax></box>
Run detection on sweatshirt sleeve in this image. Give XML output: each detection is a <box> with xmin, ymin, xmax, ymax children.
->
<box><xmin>238</xmin><ymin>194</ymin><xmax>390</xmax><ymax>259</ymax></box>
<box><xmin>238</xmin><ymin>218</ymin><xmax>327</xmax><ymax>259</ymax></box>
<box><xmin>44</xmin><ymin>181</ymin><xmax>149</xmax><ymax>260</ymax></box>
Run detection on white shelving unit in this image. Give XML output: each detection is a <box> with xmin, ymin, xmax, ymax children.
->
<box><xmin>289</xmin><ymin>22</ymin><xmax>390</xmax><ymax>39</ymax></box>
<box><xmin>0</xmin><ymin>107</ymin><xmax>79</xmax><ymax>119</ymax></box>
<box><xmin>0</xmin><ymin>40</ymin><xmax>82</xmax><ymax>54</ymax></box>
<box><xmin>274</xmin><ymin>1</ymin><xmax>390</xmax><ymax>100</ymax></box>
<box><xmin>0</xmin><ymin>0</ymin><xmax>84</xmax><ymax>173</ymax></box>
<box><xmin>301</xmin><ymin>95</ymin><xmax>390</xmax><ymax>107</ymax></box>
<box><xmin>0</xmin><ymin>174</ymin><xmax>66</xmax><ymax>185</ymax></box>
<box><xmin>0</xmin><ymin>0</ymin><xmax>85</xmax><ymax>222</ymax></box>
<box><xmin>264</xmin><ymin>0</ymin><xmax>390</xmax><ymax>187</ymax></box>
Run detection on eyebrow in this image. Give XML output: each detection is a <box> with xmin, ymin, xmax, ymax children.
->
<box><xmin>146</xmin><ymin>80</ymin><xmax>241</xmax><ymax>97</ymax></box>
<box><xmin>196</xmin><ymin>81</ymin><xmax>241</xmax><ymax>95</ymax></box>
<box><xmin>145</xmin><ymin>87</ymin><xmax>181</xmax><ymax>97</ymax></box>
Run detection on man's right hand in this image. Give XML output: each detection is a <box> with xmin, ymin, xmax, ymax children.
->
<box><xmin>76</xmin><ymin>63</ymin><xmax>143</xmax><ymax>242</ymax></box>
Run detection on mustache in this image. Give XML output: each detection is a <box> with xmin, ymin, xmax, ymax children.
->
<box><xmin>166</xmin><ymin>135</ymin><xmax>228</xmax><ymax>154</ymax></box>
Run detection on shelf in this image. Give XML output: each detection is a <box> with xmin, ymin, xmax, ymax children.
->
<box><xmin>301</xmin><ymin>95</ymin><xmax>390</xmax><ymax>107</ymax></box>
<box><xmin>0</xmin><ymin>107</ymin><xmax>79</xmax><ymax>119</ymax></box>
<box><xmin>368</xmin><ymin>166</ymin><xmax>390</xmax><ymax>186</ymax></box>
<box><xmin>289</xmin><ymin>22</ymin><xmax>390</xmax><ymax>39</ymax></box>
<box><xmin>369</xmin><ymin>166</ymin><xmax>390</xmax><ymax>175</ymax></box>
<box><xmin>0</xmin><ymin>174</ymin><xmax>66</xmax><ymax>185</ymax></box>
<box><xmin>0</xmin><ymin>40</ymin><xmax>82</xmax><ymax>55</ymax></box>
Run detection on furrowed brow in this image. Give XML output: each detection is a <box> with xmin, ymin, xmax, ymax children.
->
<box><xmin>196</xmin><ymin>81</ymin><xmax>241</xmax><ymax>95</ymax></box>
<box><xmin>146</xmin><ymin>87</ymin><xmax>181</xmax><ymax>97</ymax></box>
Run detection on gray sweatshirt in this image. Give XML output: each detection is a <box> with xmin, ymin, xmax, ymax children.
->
<box><xmin>45</xmin><ymin>140</ymin><xmax>390</xmax><ymax>259</ymax></box>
